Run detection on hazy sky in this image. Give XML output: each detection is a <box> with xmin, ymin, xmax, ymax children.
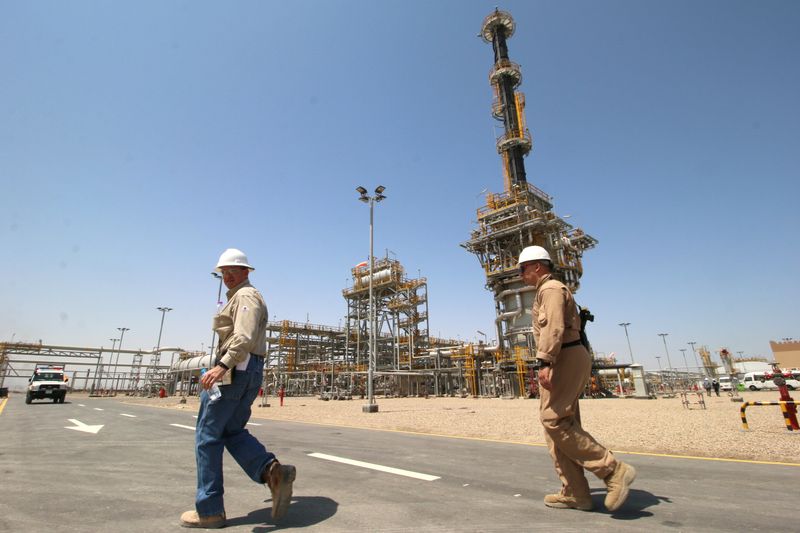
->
<box><xmin>2</xmin><ymin>0</ymin><xmax>798</xmax><ymax>372</ymax></box>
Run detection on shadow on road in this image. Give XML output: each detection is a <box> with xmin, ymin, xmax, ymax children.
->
<box><xmin>588</xmin><ymin>488</ymin><xmax>671</xmax><ymax>519</ymax></box>
<box><xmin>226</xmin><ymin>496</ymin><xmax>338</xmax><ymax>531</ymax></box>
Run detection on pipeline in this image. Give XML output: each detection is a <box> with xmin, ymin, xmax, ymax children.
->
<box><xmin>494</xmin><ymin>285</ymin><xmax>535</xmax><ymax>324</ymax></box>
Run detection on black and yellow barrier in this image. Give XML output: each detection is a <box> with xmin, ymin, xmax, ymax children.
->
<box><xmin>740</xmin><ymin>401</ymin><xmax>797</xmax><ymax>431</ymax></box>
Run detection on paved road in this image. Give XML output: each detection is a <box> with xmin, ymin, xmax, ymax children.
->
<box><xmin>0</xmin><ymin>395</ymin><xmax>796</xmax><ymax>532</ymax></box>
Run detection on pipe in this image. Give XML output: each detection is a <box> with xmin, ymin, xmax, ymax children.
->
<box><xmin>495</xmin><ymin>292</ymin><xmax>523</xmax><ymax>323</ymax></box>
<box><xmin>493</xmin><ymin>284</ymin><xmax>535</xmax><ymax>302</ymax></box>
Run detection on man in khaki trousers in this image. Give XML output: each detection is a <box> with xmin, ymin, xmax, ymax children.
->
<box><xmin>519</xmin><ymin>246</ymin><xmax>636</xmax><ymax>512</ymax></box>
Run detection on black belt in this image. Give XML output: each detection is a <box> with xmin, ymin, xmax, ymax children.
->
<box><xmin>562</xmin><ymin>340</ymin><xmax>583</xmax><ymax>348</ymax></box>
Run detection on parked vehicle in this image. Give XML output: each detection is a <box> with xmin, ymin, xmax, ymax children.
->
<box><xmin>718</xmin><ymin>376</ymin><xmax>732</xmax><ymax>391</ymax></box>
<box><xmin>742</xmin><ymin>371</ymin><xmax>800</xmax><ymax>391</ymax></box>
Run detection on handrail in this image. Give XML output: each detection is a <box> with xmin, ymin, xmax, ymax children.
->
<box><xmin>739</xmin><ymin>401</ymin><xmax>797</xmax><ymax>431</ymax></box>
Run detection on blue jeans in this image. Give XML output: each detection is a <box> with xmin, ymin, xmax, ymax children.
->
<box><xmin>195</xmin><ymin>355</ymin><xmax>275</xmax><ymax>517</ymax></box>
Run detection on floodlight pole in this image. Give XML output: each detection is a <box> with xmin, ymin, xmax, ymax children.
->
<box><xmin>688</xmin><ymin>341</ymin><xmax>702</xmax><ymax>378</ymax></box>
<box><xmin>210</xmin><ymin>273</ymin><xmax>224</xmax><ymax>358</ymax></box>
<box><xmin>114</xmin><ymin>327</ymin><xmax>129</xmax><ymax>392</ymax></box>
<box><xmin>618</xmin><ymin>322</ymin><xmax>634</xmax><ymax>363</ymax></box>
<box><xmin>658</xmin><ymin>333</ymin><xmax>673</xmax><ymax>388</ymax></box>
<box><xmin>357</xmin><ymin>185</ymin><xmax>386</xmax><ymax>413</ymax></box>
<box><xmin>679</xmin><ymin>348</ymin><xmax>690</xmax><ymax>389</ymax></box>
<box><xmin>156</xmin><ymin>307</ymin><xmax>173</xmax><ymax>388</ymax></box>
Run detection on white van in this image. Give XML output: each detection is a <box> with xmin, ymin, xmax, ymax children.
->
<box><xmin>718</xmin><ymin>376</ymin><xmax>732</xmax><ymax>391</ymax></box>
<box><xmin>742</xmin><ymin>371</ymin><xmax>800</xmax><ymax>391</ymax></box>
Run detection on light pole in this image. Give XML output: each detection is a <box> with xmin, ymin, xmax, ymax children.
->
<box><xmin>357</xmin><ymin>185</ymin><xmax>386</xmax><ymax>413</ymax></box>
<box><xmin>97</xmin><ymin>337</ymin><xmax>117</xmax><ymax>391</ymax></box>
<box><xmin>155</xmin><ymin>307</ymin><xmax>173</xmax><ymax>352</ymax></box>
<box><xmin>618</xmin><ymin>322</ymin><xmax>635</xmax><ymax>363</ymax></box>
<box><xmin>679</xmin><ymin>348</ymin><xmax>690</xmax><ymax>388</ymax></box>
<box><xmin>156</xmin><ymin>306</ymin><xmax>173</xmax><ymax>384</ymax></box>
<box><xmin>477</xmin><ymin>330</ymin><xmax>487</xmax><ymax>344</ymax></box>
<box><xmin>658</xmin><ymin>333</ymin><xmax>673</xmax><ymax>388</ymax></box>
<box><xmin>210</xmin><ymin>273</ymin><xmax>224</xmax><ymax>358</ymax></box>
<box><xmin>655</xmin><ymin>355</ymin><xmax>663</xmax><ymax>389</ymax></box>
<box><xmin>688</xmin><ymin>341</ymin><xmax>701</xmax><ymax>377</ymax></box>
<box><xmin>114</xmin><ymin>327</ymin><xmax>129</xmax><ymax>393</ymax></box>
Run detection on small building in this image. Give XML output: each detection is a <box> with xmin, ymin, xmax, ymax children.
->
<box><xmin>770</xmin><ymin>340</ymin><xmax>800</xmax><ymax>369</ymax></box>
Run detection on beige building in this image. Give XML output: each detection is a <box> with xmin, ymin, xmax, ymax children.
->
<box><xmin>769</xmin><ymin>340</ymin><xmax>800</xmax><ymax>369</ymax></box>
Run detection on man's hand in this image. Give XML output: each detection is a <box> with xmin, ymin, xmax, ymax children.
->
<box><xmin>538</xmin><ymin>365</ymin><xmax>552</xmax><ymax>391</ymax></box>
<box><xmin>201</xmin><ymin>365</ymin><xmax>227</xmax><ymax>390</ymax></box>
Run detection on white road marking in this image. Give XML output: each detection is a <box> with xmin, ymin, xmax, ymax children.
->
<box><xmin>171</xmin><ymin>424</ymin><xmax>196</xmax><ymax>431</ymax></box>
<box><xmin>308</xmin><ymin>452</ymin><xmax>440</xmax><ymax>481</ymax></box>
<box><xmin>78</xmin><ymin>404</ymin><xmax>86</xmax><ymax>407</ymax></box>
<box><xmin>65</xmin><ymin>419</ymin><xmax>104</xmax><ymax>434</ymax></box>
<box><xmin>193</xmin><ymin>415</ymin><xmax>198</xmax><ymax>418</ymax></box>
<box><xmin>120</xmin><ymin>414</ymin><xmax>137</xmax><ymax>418</ymax></box>
<box><xmin>93</xmin><ymin>408</ymin><xmax>104</xmax><ymax>411</ymax></box>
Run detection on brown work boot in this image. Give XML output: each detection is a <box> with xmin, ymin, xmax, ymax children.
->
<box><xmin>179</xmin><ymin>510</ymin><xmax>226</xmax><ymax>529</ymax></box>
<box><xmin>604</xmin><ymin>462</ymin><xmax>637</xmax><ymax>511</ymax></box>
<box><xmin>264</xmin><ymin>461</ymin><xmax>296</xmax><ymax>519</ymax></box>
<box><xmin>543</xmin><ymin>492</ymin><xmax>593</xmax><ymax>511</ymax></box>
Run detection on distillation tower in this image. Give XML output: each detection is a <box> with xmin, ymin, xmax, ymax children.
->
<box><xmin>462</xmin><ymin>10</ymin><xmax>598</xmax><ymax>358</ymax></box>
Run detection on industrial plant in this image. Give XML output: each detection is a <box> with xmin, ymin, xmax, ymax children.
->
<box><xmin>0</xmin><ymin>10</ymin><xmax>782</xmax><ymax>402</ymax></box>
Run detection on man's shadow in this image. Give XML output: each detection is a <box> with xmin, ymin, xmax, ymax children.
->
<box><xmin>589</xmin><ymin>488</ymin><xmax>671</xmax><ymax>519</ymax></box>
<box><xmin>225</xmin><ymin>496</ymin><xmax>338</xmax><ymax>531</ymax></box>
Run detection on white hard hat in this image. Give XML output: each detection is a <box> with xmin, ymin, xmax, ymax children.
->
<box><xmin>215</xmin><ymin>248</ymin><xmax>255</xmax><ymax>272</ymax></box>
<box><xmin>518</xmin><ymin>245</ymin><xmax>552</xmax><ymax>266</ymax></box>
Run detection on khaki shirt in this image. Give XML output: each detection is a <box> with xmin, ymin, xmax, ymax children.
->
<box><xmin>213</xmin><ymin>280</ymin><xmax>268</xmax><ymax>370</ymax></box>
<box><xmin>532</xmin><ymin>273</ymin><xmax>582</xmax><ymax>363</ymax></box>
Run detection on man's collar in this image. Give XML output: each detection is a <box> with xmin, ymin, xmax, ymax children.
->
<box><xmin>226</xmin><ymin>279</ymin><xmax>252</xmax><ymax>299</ymax></box>
<box><xmin>536</xmin><ymin>273</ymin><xmax>552</xmax><ymax>290</ymax></box>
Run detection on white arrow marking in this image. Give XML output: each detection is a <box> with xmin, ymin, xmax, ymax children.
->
<box><xmin>308</xmin><ymin>452</ymin><xmax>440</xmax><ymax>481</ymax></box>
<box><xmin>65</xmin><ymin>419</ymin><xmax>104</xmax><ymax>434</ymax></box>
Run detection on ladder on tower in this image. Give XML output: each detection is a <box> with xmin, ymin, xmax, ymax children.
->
<box><xmin>279</xmin><ymin>320</ymin><xmax>297</xmax><ymax>372</ymax></box>
<box><xmin>464</xmin><ymin>346</ymin><xmax>478</xmax><ymax>397</ymax></box>
<box><xmin>141</xmin><ymin>351</ymin><xmax>162</xmax><ymax>396</ymax></box>
<box><xmin>514</xmin><ymin>346</ymin><xmax>528</xmax><ymax>397</ymax></box>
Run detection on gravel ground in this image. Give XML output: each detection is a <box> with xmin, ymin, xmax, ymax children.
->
<box><xmin>117</xmin><ymin>390</ymin><xmax>800</xmax><ymax>464</ymax></box>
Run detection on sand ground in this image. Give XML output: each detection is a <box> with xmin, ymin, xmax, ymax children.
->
<box><xmin>111</xmin><ymin>390</ymin><xmax>800</xmax><ymax>464</ymax></box>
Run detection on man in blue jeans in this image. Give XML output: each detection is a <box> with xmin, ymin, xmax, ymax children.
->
<box><xmin>181</xmin><ymin>248</ymin><xmax>296</xmax><ymax>529</ymax></box>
